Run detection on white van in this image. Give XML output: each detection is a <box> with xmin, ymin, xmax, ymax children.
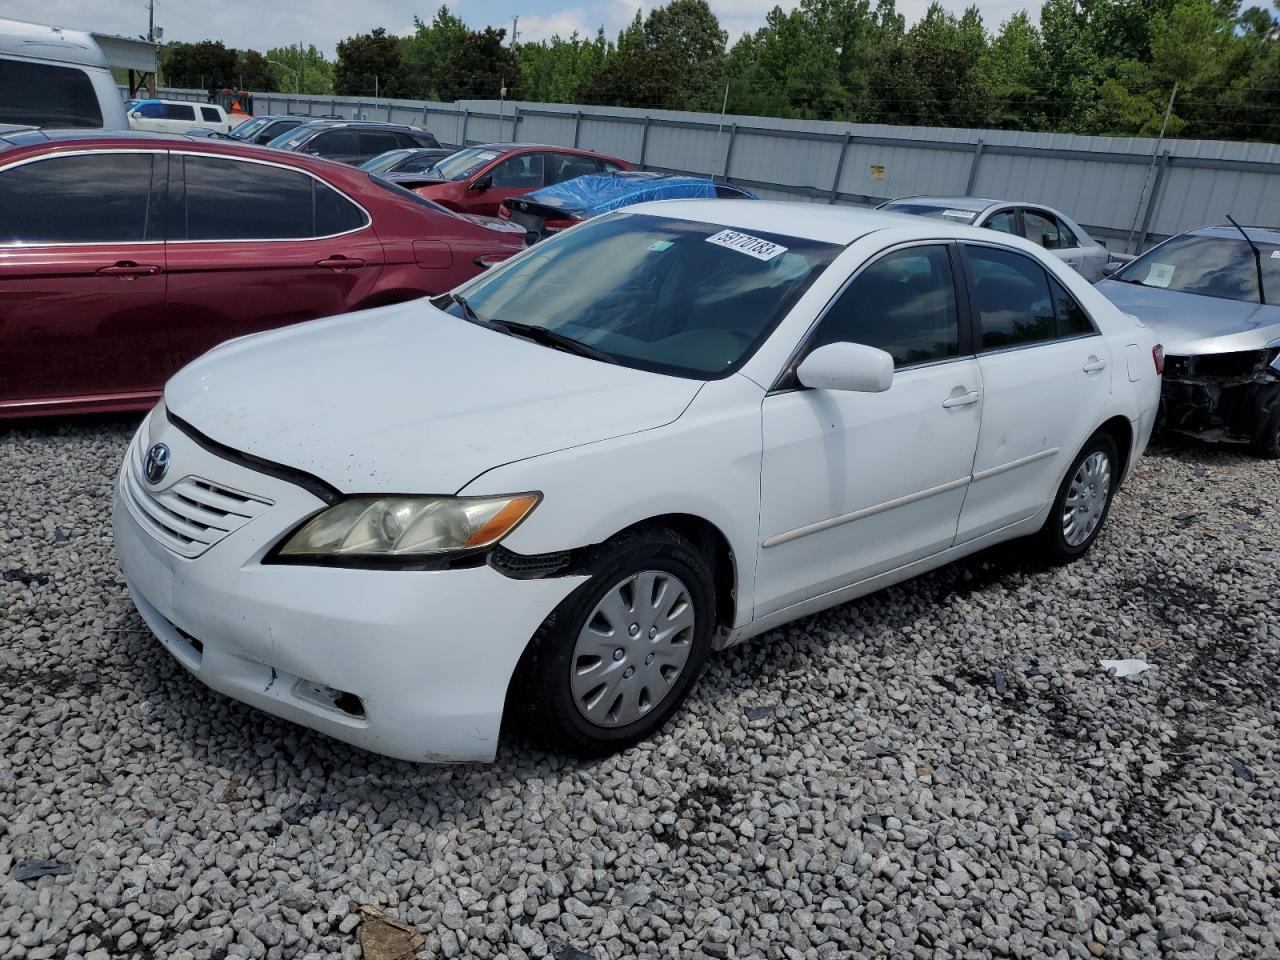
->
<box><xmin>127</xmin><ymin>98</ymin><xmax>234</xmax><ymax>135</ymax></box>
<box><xmin>0</xmin><ymin>18</ymin><xmax>127</xmax><ymax>129</ymax></box>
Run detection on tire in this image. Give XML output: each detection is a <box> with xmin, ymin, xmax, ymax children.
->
<box><xmin>509</xmin><ymin>527</ymin><xmax>715</xmax><ymax>756</ymax></box>
<box><xmin>1250</xmin><ymin>403</ymin><xmax>1280</xmax><ymax>459</ymax></box>
<box><xmin>1034</xmin><ymin>430</ymin><xmax>1120</xmax><ymax>565</ymax></box>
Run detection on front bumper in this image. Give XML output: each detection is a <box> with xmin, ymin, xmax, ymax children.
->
<box><xmin>1159</xmin><ymin>352</ymin><xmax>1280</xmax><ymax>443</ymax></box>
<box><xmin>113</xmin><ymin>409</ymin><xmax>584</xmax><ymax>762</ymax></box>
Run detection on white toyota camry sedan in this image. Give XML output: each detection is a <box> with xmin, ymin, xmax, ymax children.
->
<box><xmin>113</xmin><ymin>200</ymin><xmax>1162</xmax><ymax>761</ymax></box>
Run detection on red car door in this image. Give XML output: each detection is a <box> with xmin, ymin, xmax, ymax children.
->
<box><xmin>460</xmin><ymin>151</ymin><xmax>550</xmax><ymax>217</ymax></box>
<box><xmin>0</xmin><ymin>150</ymin><xmax>170</xmax><ymax>414</ymax></box>
<box><xmin>164</xmin><ymin>152</ymin><xmax>384</xmax><ymax>368</ymax></box>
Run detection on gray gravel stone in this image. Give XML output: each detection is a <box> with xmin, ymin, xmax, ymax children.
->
<box><xmin>2</xmin><ymin>423</ymin><xmax>1279</xmax><ymax>959</ymax></box>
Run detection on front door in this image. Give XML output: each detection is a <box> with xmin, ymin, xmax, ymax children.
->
<box><xmin>0</xmin><ymin>150</ymin><xmax>170</xmax><ymax>412</ymax></box>
<box><xmin>164</xmin><ymin>153</ymin><xmax>384</xmax><ymax>367</ymax></box>
<box><xmin>755</xmin><ymin>244</ymin><xmax>982</xmax><ymax>617</ymax></box>
<box><xmin>955</xmin><ymin>243</ymin><xmax>1112</xmax><ymax>543</ymax></box>
<box><xmin>465</xmin><ymin>152</ymin><xmax>548</xmax><ymax>216</ymax></box>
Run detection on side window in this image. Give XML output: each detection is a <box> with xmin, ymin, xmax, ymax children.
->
<box><xmin>200</xmin><ymin>107</ymin><xmax>221</xmax><ymax>123</ymax></box>
<box><xmin>601</xmin><ymin>161</ymin><xmax>624</xmax><ymax>173</ymax></box>
<box><xmin>136</xmin><ymin>102</ymin><xmax>165</xmax><ymax>118</ymax></box>
<box><xmin>315</xmin><ymin>182</ymin><xmax>367</xmax><ymax>236</ymax></box>
<box><xmin>163</xmin><ymin>103</ymin><xmax>197</xmax><ymax>122</ymax></box>
<box><xmin>490</xmin><ymin>153</ymin><xmax>545</xmax><ymax>188</ymax></box>
<box><xmin>400</xmin><ymin>155</ymin><xmax>437</xmax><ymax>172</ymax></box>
<box><xmin>984</xmin><ymin>210</ymin><xmax>1019</xmax><ymax>235</ymax></box>
<box><xmin>548</xmin><ymin>153</ymin><xmax>598</xmax><ymax>185</ymax></box>
<box><xmin>809</xmin><ymin>246</ymin><xmax>960</xmax><ymax>368</ymax></box>
<box><xmin>963</xmin><ymin>245</ymin><xmax>1056</xmax><ymax>350</ymax></box>
<box><xmin>1022</xmin><ymin>209</ymin><xmax>1073</xmax><ymax>251</ymax></box>
<box><xmin>310</xmin><ymin>131</ymin><xmax>358</xmax><ymax>156</ymax></box>
<box><xmin>0</xmin><ymin>60</ymin><xmax>103</xmax><ymax>128</ymax></box>
<box><xmin>0</xmin><ymin>153</ymin><xmax>157</xmax><ymax>244</ymax></box>
<box><xmin>182</xmin><ymin>156</ymin><xmax>317</xmax><ymax>240</ymax></box>
<box><xmin>1050</xmin><ymin>276</ymin><xmax>1095</xmax><ymax>337</ymax></box>
<box><xmin>359</xmin><ymin>131</ymin><xmax>402</xmax><ymax>157</ymax></box>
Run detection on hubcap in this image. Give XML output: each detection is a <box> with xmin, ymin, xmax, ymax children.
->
<box><xmin>1062</xmin><ymin>450</ymin><xmax>1112</xmax><ymax>547</ymax></box>
<box><xmin>570</xmin><ymin>570</ymin><xmax>695</xmax><ymax>728</ymax></box>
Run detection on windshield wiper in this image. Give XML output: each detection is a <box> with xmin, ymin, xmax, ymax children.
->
<box><xmin>1110</xmin><ymin>276</ymin><xmax>1147</xmax><ymax>286</ymax></box>
<box><xmin>488</xmin><ymin>319</ymin><xmax>617</xmax><ymax>363</ymax></box>
<box><xmin>1226</xmin><ymin>214</ymin><xmax>1266</xmax><ymax>305</ymax></box>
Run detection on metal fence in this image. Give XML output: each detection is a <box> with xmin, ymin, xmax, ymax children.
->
<box><xmin>139</xmin><ymin>86</ymin><xmax>1280</xmax><ymax>253</ymax></box>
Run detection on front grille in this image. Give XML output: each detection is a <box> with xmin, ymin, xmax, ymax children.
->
<box><xmin>1164</xmin><ymin>350</ymin><xmax>1267</xmax><ymax>382</ymax></box>
<box><xmin>121</xmin><ymin>433</ymin><xmax>273</xmax><ymax>558</ymax></box>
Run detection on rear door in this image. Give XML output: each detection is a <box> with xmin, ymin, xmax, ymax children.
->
<box><xmin>356</xmin><ymin>130</ymin><xmax>403</xmax><ymax>166</ymax></box>
<box><xmin>305</xmin><ymin>129</ymin><xmax>361</xmax><ymax>164</ymax></box>
<box><xmin>160</xmin><ymin>102</ymin><xmax>198</xmax><ymax>134</ymax></box>
<box><xmin>164</xmin><ymin>153</ymin><xmax>384</xmax><ymax>368</ymax></box>
<box><xmin>0</xmin><ymin>150</ymin><xmax>170</xmax><ymax>410</ymax></box>
<box><xmin>954</xmin><ymin>243</ymin><xmax>1111</xmax><ymax>543</ymax></box>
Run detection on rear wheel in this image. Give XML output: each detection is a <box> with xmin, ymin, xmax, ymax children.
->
<box><xmin>510</xmin><ymin>527</ymin><xmax>714</xmax><ymax>756</ymax></box>
<box><xmin>1034</xmin><ymin>431</ymin><xmax>1119</xmax><ymax>564</ymax></box>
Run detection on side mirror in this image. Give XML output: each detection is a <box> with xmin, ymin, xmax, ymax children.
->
<box><xmin>469</xmin><ymin>174</ymin><xmax>493</xmax><ymax>192</ymax></box>
<box><xmin>796</xmin><ymin>342</ymin><xmax>894</xmax><ymax>393</ymax></box>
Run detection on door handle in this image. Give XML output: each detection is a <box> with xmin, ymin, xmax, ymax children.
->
<box><xmin>942</xmin><ymin>390</ymin><xmax>981</xmax><ymax>408</ymax></box>
<box><xmin>315</xmin><ymin>256</ymin><xmax>365</xmax><ymax>270</ymax></box>
<box><xmin>1082</xmin><ymin>356</ymin><xmax>1107</xmax><ymax>373</ymax></box>
<box><xmin>97</xmin><ymin>262</ymin><xmax>160</xmax><ymax>277</ymax></box>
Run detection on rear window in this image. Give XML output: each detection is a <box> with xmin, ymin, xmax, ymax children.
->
<box><xmin>0</xmin><ymin>59</ymin><xmax>103</xmax><ymax>129</ymax></box>
<box><xmin>200</xmin><ymin>107</ymin><xmax>222</xmax><ymax>123</ymax></box>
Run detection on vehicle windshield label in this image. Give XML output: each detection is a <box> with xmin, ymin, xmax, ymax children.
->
<box><xmin>941</xmin><ymin>209</ymin><xmax>977</xmax><ymax>220</ymax></box>
<box><xmin>1270</xmin><ymin>250</ymin><xmax>1280</xmax><ymax>259</ymax></box>
<box><xmin>705</xmin><ymin>229</ymin><xmax>788</xmax><ymax>261</ymax></box>
<box><xmin>1145</xmin><ymin>262</ymin><xmax>1175</xmax><ymax>287</ymax></box>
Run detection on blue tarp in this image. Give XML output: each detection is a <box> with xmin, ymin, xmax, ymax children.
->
<box><xmin>520</xmin><ymin>171</ymin><xmax>755</xmax><ymax>219</ymax></box>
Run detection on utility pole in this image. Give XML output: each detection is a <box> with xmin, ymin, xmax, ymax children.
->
<box><xmin>1125</xmin><ymin>81</ymin><xmax>1179</xmax><ymax>254</ymax></box>
<box><xmin>511</xmin><ymin>16</ymin><xmax>519</xmax><ymax>48</ymax></box>
<box><xmin>148</xmin><ymin>0</ymin><xmax>155</xmax><ymax>42</ymax></box>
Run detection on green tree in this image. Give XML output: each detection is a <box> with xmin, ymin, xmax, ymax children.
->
<box><xmin>399</xmin><ymin>6</ymin><xmax>470</xmax><ymax>99</ymax></box>
<box><xmin>644</xmin><ymin>0</ymin><xmax>728</xmax><ymax>110</ymax></box>
<box><xmin>975</xmin><ymin>13</ymin><xmax>1047</xmax><ymax>129</ymax></box>
<box><xmin>519</xmin><ymin>30</ymin><xmax>613</xmax><ymax>104</ymax></box>
<box><xmin>160</xmin><ymin>40</ymin><xmax>238</xmax><ymax>90</ymax></box>
<box><xmin>334</xmin><ymin>28</ymin><xmax>409</xmax><ymax>97</ymax></box>
<box><xmin>265</xmin><ymin>44</ymin><xmax>334</xmax><ymax>95</ymax></box>
<box><xmin>236</xmin><ymin>50</ymin><xmax>276</xmax><ymax>92</ymax></box>
<box><xmin>437</xmin><ymin>27</ymin><xmax>519</xmax><ymax>101</ymax></box>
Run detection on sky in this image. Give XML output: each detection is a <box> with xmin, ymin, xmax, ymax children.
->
<box><xmin>8</xmin><ymin>0</ymin><xmax>1040</xmax><ymax>56</ymax></box>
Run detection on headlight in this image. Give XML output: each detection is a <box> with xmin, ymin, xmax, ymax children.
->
<box><xmin>275</xmin><ymin>493</ymin><xmax>539</xmax><ymax>560</ymax></box>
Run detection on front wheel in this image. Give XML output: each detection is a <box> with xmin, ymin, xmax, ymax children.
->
<box><xmin>1034</xmin><ymin>431</ymin><xmax>1119</xmax><ymax>565</ymax></box>
<box><xmin>1250</xmin><ymin>402</ymin><xmax>1280</xmax><ymax>459</ymax></box>
<box><xmin>509</xmin><ymin>528</ymin><xmax>715</xmax><ymax>756</ymax></box>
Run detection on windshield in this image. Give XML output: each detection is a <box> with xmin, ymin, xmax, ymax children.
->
<box><xmin>447</xmin><ymin>213</ymin><xmax>841</xmax><ymax>378</ymax></box>
<box><xmin>881</xmin><ymin>202</ymin><xmax>979</xmax><ymax>223</ymax></box>
<box><xmin>1115</xmin><ymin>234</ymin><xmax>1280</xmax><ymax>302</ymax></box>
<box><xmin>230</xmin><ymin>117</ymin><xmax>271</xmax><ymax>140</ymax></box>
<box><xmin>361</xmin><ymin>150</ymin><xmax>412</xmax><ymax>173</ymax></box>
<box><xmin>431</xmin><ymin>147</ymin><xmax>501</xmax><ymax>181</ymax></box>
<box><xmin>268</xmin><ymin>125</ymin><xmax>323</xmax><ymax>150</ymax></box>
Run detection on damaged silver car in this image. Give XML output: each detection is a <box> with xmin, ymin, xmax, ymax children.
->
<box><xmin>1097</xmin><ymin>223</ymin><xmax>1280</xmax><ymax>458</ymax></box>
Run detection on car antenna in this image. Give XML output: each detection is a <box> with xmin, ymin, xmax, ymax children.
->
<box><xmin>1225</xmin><ymin>214</ymin><xmax>1266</xmax><ymax>305</ymax></box>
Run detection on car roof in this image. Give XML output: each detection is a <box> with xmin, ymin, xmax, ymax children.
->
<box><xmin>0</xmin><ymin>17</ymin><xmax>108</xmax><ymax>68</ymax></box>
<box><xmin>622</xmin><ymin>199</ymin><xmax>996</xmax><ymax>245</ymax></box>
<box><xmin>1188</xmin><ymin>224</ymin><xmax>1280</xmax><ymax>244</ymax></box>
<box><xmin>0</xmin><ymin>128</ymin><xmax>182</xmax><ymax>151</ymax></box>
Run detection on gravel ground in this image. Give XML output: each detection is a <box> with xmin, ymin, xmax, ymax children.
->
<box><xmin>1</xmin><ymin>417</ymin><xmax>1278</xmax><ymax>960</ymax></box>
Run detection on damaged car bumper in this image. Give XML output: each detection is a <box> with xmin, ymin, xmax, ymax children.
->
<box><xmin>1158</xmin><ymin>348</ymin><xmax>1280</xmax><ymax>444</ymax></box>
<box><xmin>113</xmin><ymin>411</ymin><xmax>584</xmax><ymax>762</ymax></box>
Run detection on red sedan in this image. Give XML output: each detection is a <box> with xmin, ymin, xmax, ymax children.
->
<box><xmin>0</xmin><ymin>130</ymin><xmax>526</xmax><ymax>419</ymax></box>
<box><xmin>412</xmin><ymin>143</ymin><xmax>630</xmax><ymax>217</ymax></box>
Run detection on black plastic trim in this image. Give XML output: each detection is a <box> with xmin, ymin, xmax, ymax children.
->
<box><xmin>166</xmin><ymin>409</ymin><xmax>343</xmax><ymax>504</ymax></box>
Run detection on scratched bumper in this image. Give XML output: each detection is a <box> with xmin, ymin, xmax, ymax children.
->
<box><xmin>112</xmin><ymin>412</ymin><xmax>580</xmax><ymax>763</ymax></box>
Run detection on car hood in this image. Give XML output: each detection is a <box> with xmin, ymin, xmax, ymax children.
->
<box><xmin>1096</xmin><ymin>280</ymin><xmax>1280</xmax><ymax>355</ymax></box>
<box><xmin>164</xmin><ymin>300</ymin><xmax>702</xmax><ymax>494</ymax></box>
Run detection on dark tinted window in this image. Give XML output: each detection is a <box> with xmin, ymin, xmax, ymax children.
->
<box><xmin>810</xmin><ymin>246</ymin><xmax>960</xmax><ymax>368</ymax></box>
<box><xmin>964</xmin><ymin>246</ymin><xmax>1056</xmax><ymax>349</ymax></box>
<box><xmin>548</xmin><ymin>153</ymin><xmax>598</xmax><ymax>184</ymax></box>
<box><xmin>163</xmin><ymin>103</ymin><xmax>196</xmax><ymax>121</ymax></box>
<box><xmin>200</xmin><ymin>107</ymin><xmax>221</xmax><ymax>123</ymax></box>
<box><xmin>491</xmin><ymin>153</ymin><xmax>545</xmax><ymax>188</ymax></box>
<box><xmin>1051</xmin><ymin>277</ymin><xmax>1095</xmax><ymax>337</ymax></box>
<box><xmin>180</xmin><ymin>156</ymin><xmax>364</xmax><ymax>240</ymax></box>
<box><xmin>409</xmin><ymin>131</ymin><xmax>441</xmax><ymax>148</ymax></box>
<box><xmin>0</xmin><ymin>153</ymin><xmax>156</xmax><ymax>243</ymax></box>
<box><xmin>0</xmin><ymin>60</ymin><xmax>102</xmax><ymax>128</ymax></box>
<box><xmin>398</xmin><ymin>154</ymin><xmax>440</xmax><ymax>172</ymax></box>
<box><xmin>359</xmin><ymin>131</ymin><xmax>402</xmax><ymax>158</ymax></box>
<box><xmin>309</xmin><ymin>130</ymin><xmax>358</xmax><ymax>156</ymax></box>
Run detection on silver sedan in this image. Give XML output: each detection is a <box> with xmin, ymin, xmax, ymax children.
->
<box><xmin>878</xmin><ymin>196</ymin><xmax>1118</xmax><ymax>282</ymax></box>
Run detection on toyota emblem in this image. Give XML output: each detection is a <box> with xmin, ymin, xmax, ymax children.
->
<box><xmin>144</xmin><ymin>443</ymin><xmax>171</xmax><ymax>485</ymax></box>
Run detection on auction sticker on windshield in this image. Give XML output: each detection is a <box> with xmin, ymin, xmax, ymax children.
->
<box><xmin>1145</xmin><ymin>262</ymin><xmax>1175</xmax><ymax>288</ymax></box>
<box><xmin>706</xmin><ymin>230</ymin><xmax>788</xmax><ymax>261</ymax></box>
<box><xmin>941</xmin><ymin>209</ymin><xmax>977</xmax><ymax>220</ymax></box>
